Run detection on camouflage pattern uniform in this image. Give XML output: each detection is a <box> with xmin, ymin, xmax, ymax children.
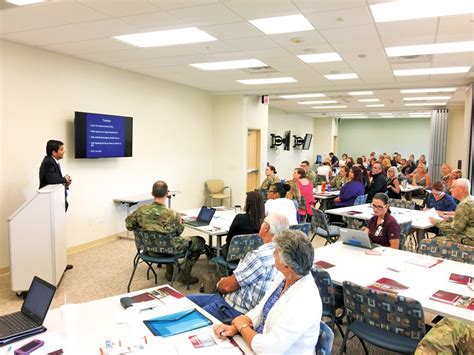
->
<box><xmin>306</xmin><ymin>169</ymin><xmax>316</xmax><ymax>187</ymax></box>
<box><xmin>330</xmin><ymin>175</ymin><xmax>348</xmax><ymax>190</ymax></box>
<box><xmin>415</xmin><ymin>318</ymin><xmax>474</xmax><ymax>354</ymax></box>
<box><xmin>260</xmin><ymin>175</ymin><xmax>280</xmax><ymax>190</ymax></box>
<box><xmin>125</xmin><ymin>202</ymin><xmax>205</xmax><ymax>262</ymax></box>
<box><xmin>434</xmin><ymin>196</ymin><xmax>474</xmax><ymax>246</ymax></box>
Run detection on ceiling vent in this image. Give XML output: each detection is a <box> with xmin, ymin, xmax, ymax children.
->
<box><xmin>242</xmin><ymin>66</ymin><xmax>278</xmax><ymax>74</ymax></box>
<box><xmin>388</xmin><ymin>54</ymin><xmax>432</xmax><ymax>64</ymax></box>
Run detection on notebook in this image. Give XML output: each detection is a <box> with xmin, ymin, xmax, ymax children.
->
<box><xmin>185</xmin><ymin>207</ymin><xmax>216</xmax><ymax>227</ymax></box>
<box><xmin>340</xmin><ymin>228</ymin><xmax>377</xmax><ymax>249</ymax></box>
<box><xmin>0</xmin><ymin>276</ymin><xmax>56</xmax><ymax>346</ymax></box>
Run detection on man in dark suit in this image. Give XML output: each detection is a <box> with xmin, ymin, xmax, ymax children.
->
<box><xmin>39</xmin><ymin>140</ymin><xmax>72</xmax><ymax>211</ymax></box>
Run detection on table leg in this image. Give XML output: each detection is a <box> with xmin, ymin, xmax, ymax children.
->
<box><xmin>347</xmin><ymin>217</ymin><xmax>354</xmax><ymax>229</ymax></box>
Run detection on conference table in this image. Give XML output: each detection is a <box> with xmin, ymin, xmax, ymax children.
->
<box><xmin>400</xmin><ymin>184</ymin><xmax>424</xmax><ymax>200</ymax></box>
<box><xmin>325</xmin><ymin>203</ymin><xmax>433</xmax><ymax>241</ymax></box>
<box><xmin>313</xmin><ymin>190</ymin><xmax>340</xmax><ymax>210</ymax></box>
<box><xmin>313</xmin><ymin>242</ymin><xmax>474</xmax><ymax>325</ymax></box>
<box><xmin>180</xmin><ymin>207</ymin><xmax>237</xmax><ymax>254</ymax></box>
<box><xmin>9</xmin><ymin>285</ymin><xmax>250</xmax><ymax>354</ymax></box>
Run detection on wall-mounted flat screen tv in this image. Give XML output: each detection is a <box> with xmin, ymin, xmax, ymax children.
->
<box><xmin>75</xmin><ymin>111</ymin><xmax>133</xmax><ymax>158</ymax></box>
<box><xmin>283</xmin><ymin>130</ymin><xmax>291</xmax><ymax>151</ymax></box>
<box><xmin>302</xmin><ymin>133</ymin><xmax>312</xmax><ymax>150</ymax></box>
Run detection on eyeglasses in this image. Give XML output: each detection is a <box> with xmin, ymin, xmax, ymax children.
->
<box><xmin>268</xmin><ymin>190</ymin><xmax>277</xmax><ymax>193</ymax></box>
<box><xmin>371</xmin><ymin>204</ymin><xmax>386</xmax><ymax>210</ymax></box>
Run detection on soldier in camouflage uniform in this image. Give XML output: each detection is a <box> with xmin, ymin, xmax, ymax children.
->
<box><xmin>260</xmin><ymin>165</ymin><xmax>280</xmax><ymax>190</ymax></box>
<box><xmin>330</xmin><ymin>165</ymin><xmax>349</xmax><ymax>190</ymax></box>
<box><xmin>415</xmin><ymin>318</ymin><xmax>474</xmax><ymax>354</ymax></box>
<box><xmin>430</xmin><ymin>178</ymin><xmax>474</xmax><ymax>246</ymax></box>
<box><xmin>300</xmin><ymin>160</ymin><xmax>316</xmax><ymax>187</ymax></box>
<box><xmin>126</xmin><ymin>180</ymin><xmax>206</xmax><ymax>284</ymax></box>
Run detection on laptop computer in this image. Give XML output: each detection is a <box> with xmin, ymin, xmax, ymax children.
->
<box><xmin>185</xmin><ymin>206</ymin><xmax>216</xmax><ymax>227</ymax></box>
<box><xmin>0</xmin><ymin>276</ymin><xmax>56</xmax><ymax>346</ymax></box>
<box><xmin>340</xmin><ymin>228</ymin><xmax>377</xmax><ymax>249</ymax></box>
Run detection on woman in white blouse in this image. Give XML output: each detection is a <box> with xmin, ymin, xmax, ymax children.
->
<box><xmin>214</xmin><ymin>230</ymin><xmax>322</xmax><ymax>354</ymax></box>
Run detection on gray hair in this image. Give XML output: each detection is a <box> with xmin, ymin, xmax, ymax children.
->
<box><xmin>274</xmin><ymin>230</ymin><xmax>314</xmax><ymax>276</ymax></box>
<box><xmin>387</xmin><ymin>166</ymin><xmax>398</xmax><ymax>177</ymax></box>
<box><xmin>264</xmin><ymin>213</ymin><xmax>289</xmax><ymax>235</ymax></box>
<box><xmin>454</xmin><ymin>178</ymin><xmax>471</xmax><ymax>193</ymax></box>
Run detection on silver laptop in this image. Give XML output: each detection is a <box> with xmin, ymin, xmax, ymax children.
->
<box><xmin>340</xmin><ymin>228</ymin><xmax>377</xmax><ymax>249</ymax></box>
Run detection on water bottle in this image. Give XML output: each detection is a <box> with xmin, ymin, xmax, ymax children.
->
<box><xmin>327</xmin><ymin>184</ymin><xmax>332</xmax><ymax>192</ymax></box>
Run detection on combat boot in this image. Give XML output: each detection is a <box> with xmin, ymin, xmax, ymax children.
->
<box><xmin>165</xmin><ymin>264</ymin><xmax>174</xmax><ymax>282</ymax></box>
<box><xmin>178</xmin><ymin>260</ymin><xmax>199</xmax><ymax>285</ymax></box>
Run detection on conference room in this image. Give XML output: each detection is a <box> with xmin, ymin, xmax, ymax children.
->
<box><xmin>1</xmin><ymin>0</ymin><xmax>473</xmax><ymax>353</ymax></box>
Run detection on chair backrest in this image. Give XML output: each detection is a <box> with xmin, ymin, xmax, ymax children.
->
<box><xmin>206</xmin><ymin>179</ymin><xmax>224</xmax><ymax>194</ymax></box>
<box><xmin>398</xmin><ymin>221</ymin><xmax>415</xmax><ymax>252</ymax></box>
<box><xmin>133</xmin><ymin>229</ymin><xmax>180</xmax><ymax>255</ymax></box>
<box><xmin>311</xmin><ymin>208</ymin><xmax>330</xmax><ymax>233</ymax></box>
<box><xmin>388</xmin><ymin>198</ymin><xmax>416</xmax><ymax>210</ymax></box>
<box><xmin>316</xmin><ymin>175</ymin><xmax>327</xmax><ymax>184</ymax></box>
<box><xmin>419</xmin><ymin>238</ymin><xmax>473</xmax><ymax>264</ymax></box>
<box><xmin>315</xmin><ymin>155</ymin><xmax>323</xmax><ymax>165</ymax></box>
<box><xmin>353</xmin><ymin>194</ymin><xmax>367</xmax><ymax>206</ymax></box>
<box><xmin>311</xmin><ymin>268</ymin><xmax>335</xmax><ymax>317</ymax></box>
<box><xmin>226</xmin><ymin>234</ymin><xmax>263</xmax><ymax>262</ymax></box>
<box><xmin>315</xmin><ymin>321</ymin><xmax>334</xmax><ymax>355</ymax></box>
<box><xmin>290</xmin><ymin>223</ymin><xmax>311</xmax><ymax>236</ymax></box>
<box><xmin>342</xmin><ymin>281</ymin><xmax>426</xmax><ymax>341</ymax></box>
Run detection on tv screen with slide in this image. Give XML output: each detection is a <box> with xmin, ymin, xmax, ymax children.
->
<box><xmin>283</xmin><ymin>130</ymin><xmax>291</xmax><ymax>151</ymax></box>
<box><xmin>75</xmin><ymin>111</ymin><xmax>133</xmax><ymax>158</ymax></box>
<box><xmin>302</xmin><ymin>133</ymin><xmax>312</xmax><ymax>150</ymax></box>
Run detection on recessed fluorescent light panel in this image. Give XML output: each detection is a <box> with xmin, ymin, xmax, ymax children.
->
<box><xmin>371</xmin><ymin>0</ymin><xmax>474</xmax><ymax>22</ymax></box>
<box><xmin>349</xmin><ymin>91</ymin><xmax>373</xmax><ymax>96</ymax></box>
<box><xmin>358</xmin><ymin>99</ymin><xmax>380</xmax><ymax>102</ymax></box>
<box><xmin>297</xmin><ymin>52</ymin><xmax>342</xmax><ymax>63</ymax></box>
<box><xmin>6</xmin><ymin>0</ymin><xmax>42</xmax><ymax>4</ymax></box>
<box><xmin>394</xmin><ymin>66</ymin><xmax>470</xmax><ymax>76</ymax></box>
<box><xmin>279</xmin><ymin>93</ymin><xmax>325</xmax><ymax>99</ymax></box>
<box><xmin>312</xmin><ymin>105</ymin><xmax>347</xmax><ymax>109</ymax></box>
<box><xmin>405</xmin><ymin>103</ymin><xmax>446</xmax><ymax>106</ymax></box>
<box><xmin>249</xmin><ymin>14</ymin><xmax>314</xmax><ymax>34</ymax></box>
<box><xmin>401</xmin><ymin>88</ymin><xmax>456</xmax><ymax>94</ymax></box>
<box><xmin>114</xmin><ymin>27</ymin><xmax>217</xmax><ymax>48</ymax></box>
<box><xmin>403</xmin><ymin>96</ymin><xmax>451</xmax><ymax>101</ymax></box>
<box><xmin>298</xmin><ymin>100</ymin><xmax>337</xmax><ymax>105</ymax></box>
<box><xmin>325</xmin><ymin>73</ymin><xmax>358</xmax><ymax>80</ymax></box>
<box><xmin>237</xmin><ymin>77</ymin><xmax>297</xmax><ymax>85</ymax></box>
<box><xmin>366</xmin><ymin>104</ymin><xmax>385</xmax><ymax>107</ymax></box>
<box><xmin>190</xmin><ymin>59</ymin><xmax>266</xmax><ymax>70</ymax></box>
<box><xmin>386</xmin><ymin>41</ymin><xmax>474</xmax><ymax>57</ymax></box>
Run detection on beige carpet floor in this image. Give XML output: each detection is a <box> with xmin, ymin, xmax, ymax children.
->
<box><xmin>0</xmin><ymin>236</ymin><xmax>404</xmax><ymax>354</ymax></box>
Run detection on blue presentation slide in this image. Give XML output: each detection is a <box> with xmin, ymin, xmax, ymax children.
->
<box><xmin>86</xmin><ymin>113</ymin><xmax>125</xmax><ymax>158</ymax></box>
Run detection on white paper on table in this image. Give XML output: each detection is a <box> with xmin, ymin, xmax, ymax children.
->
<box><xmin>425</xmin><ymin>208</ymin><xmax>444</xmax><ymax>221</ymax></box>
<box><xmin>172</xmin><ymin>329</ymin><xmax>242</xmax><ymax>354</ymax></box>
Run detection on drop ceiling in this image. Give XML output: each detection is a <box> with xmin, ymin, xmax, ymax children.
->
<box><xmin>1</xmin><ymin>0</ymin><xmax>473</xmax><ymax>116</ymax></box>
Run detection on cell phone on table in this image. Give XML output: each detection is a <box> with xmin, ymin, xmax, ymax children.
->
<box><xmin>14</xmin><ymin>339</ymin><xmax>44</xmax><ymax>354</ymax></box>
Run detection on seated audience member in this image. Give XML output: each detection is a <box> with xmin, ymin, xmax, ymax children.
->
<box><xmin>329</xmin><ymin>152</ymin><xmax>339</xmax><ymax>168</ymax></box>
<box><xmin>445</xmin><ymin>169</ymin><xmax>462</xmax><ymax>193</ymax></box>
<box><xmin>416</xmin><ymin>154</ymin><xmax>426</xmax><ymax>167</ymax></box>
<box><xmin>293</xmin><ymin>168</ymin><xmax>315</xmax><ymax>222</ymax></box>
<box><xmin>260</xmin><ymin>165</ymin><xmax>279</xmax><ymax>190</ymax></box>
<box><xmin>412</xmin><ymin>164</ymin><xmax>431</xmax><ymax>194</ymax></box>
<box><xmin>425</xmin><ymin>181</ymin><xmax>457</xmax><ymax>212</ymax></box>
<box><xmin>345</xmin><ymin>156</ymin><xmax>354</xmax><ymax>169</ymax></box>
<box><xmin>382</xmin><ymin>158</ymin><xmax>391</xmax><ymax>174</ymax></box>
<box><xmin>440</xmin><ymin>163</ymin><xmax>452</xmax><ymax>186</ymax></box>
<box><xmin>361</xmin><ymin>155</ymin><xmax>368</xmax><ymax>168</ymax></box>
<box><xmin>330</xmin><ymin>165</ymin><xmax>349</xmax><ymax>190</ymax></box>
<box><xmin>401</xmin><ymin>158</ymin><xmax>416</xmax><ymax>176</ymax></box>
<box><xmin>333</xmin><ymin>166</ymin><xmax>365</xmax><ymax>207</ymax></box>
<box><xmin>429</xmin><ymin>178</ymin><xmax>473</xmax><ymax>246</ymax></box>
<box><xmin>316</xmin><ymin>159</ymin><xmax>332</xmax><ymax>183</ymax></box>
<box><xmin>367</xmin><ymin>162</ymin><xmax>387</xmax><ymax>202</ymax></box>
<box><xmin>224</xmin><ymin>191</ymin><xmax>265</xmax><ymax>254</ymax></box>
<box><xmin>339</xmin><ymin>153</ymin><xmax>348</xmax><ymax>167</ymax></box>
<box><xmin>368</xmin><ymin>157</ymin><xmax>378</xmax><ymax>171</ymax></box>
<box><xmin>265</xmin><ymin>183</ymin><xmax>298</xmax><ymax>225</ymax></box>
<box><xmin>300</xmin><ymin>160</ymin><xmax>316</xmax><ymax>186</ymax></box>
<box><xmin>126</xmin><ymin>180</ymin><xmax>205</xmax><ymax>284</ymax></box>
<box><xmin>365</xmin><ymin>193</ymin><xmax>400</xmax><ymax>249</ymax></box>
<box><xmin>214</xmin><ymin>230</ymin><xmax>322</xmax><ymax>354</ymax></box>
<box><xmin>386</xmin><ymin>166</ymin><xmax>401</xmax><ymax>199</ymax></box>
<box><xmin>187</xmin><ymin>213</ymin><xmax>289</xmax><ymax>322</ymax></box>
<box><xmin>415</xmin><ymin>318</ymin><xmax>474</xmax><ymax>355</ymax></box>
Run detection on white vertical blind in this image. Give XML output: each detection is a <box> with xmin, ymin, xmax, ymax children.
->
<box><xmin>428</xmin><ymin>109</ymin><xmax>448</xmax><ymax>183</ymax></box>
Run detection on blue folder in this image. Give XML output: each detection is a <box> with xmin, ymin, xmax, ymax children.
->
<box><xmin>143</xmin><ymin>308</ymin><xmax>213</xmax><ymax>337</ymax></box>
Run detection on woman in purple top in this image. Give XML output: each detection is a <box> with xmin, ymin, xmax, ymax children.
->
<box><xmin>334</xmin><ymin>166</ymin><xmax>365</xmax><ymax>207</ymax></box>
<box><xmin>365</xmin><ymin>193</ymin><xmax>400</xmax><ymax>249</ymax></box>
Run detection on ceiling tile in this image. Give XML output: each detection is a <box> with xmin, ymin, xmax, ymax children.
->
<box><xmin>78</xmin><ymin>1</ymin><xmax>160</xmax><ymax>17</ymax></box>
<box><xmin>223</xmin><ymin>0</ymin><xmax>298</xmax><ymax>20</ymax></box>
<box><xmin>268</xmin><ymin>29</ymin><xmax>327</xmax><ymax>46</ymax></box>
<box><xmin>436</xmin><ymin>14</ymin><xmax>474</xmax><ymax>42</ymax></box>
<box><xmin>377</xmin><ymin>18</ymin><xmax>437</xmax><ymax>47</ymax></box>
<box><xmin>166</xmin><ymin>3</ymin><xmax>242</xmax><ymax>26</ymax></box>
<box><xmin>41</xmin><ymin>38</ymin><xmax>133</xmax><ymax>55</ymax></box>
<box><xmin>147</xmin><ymin>0</ymin><xmax>218</xmax><ymax>10</ymax></box>
<box><xmin>319</xmin><ymin>24</ymin><xmax>382</xmax><ymax>52</ymax></box>
<box><xmin>117</xmin><ymin>10</ymin><xmax>184</xmax><ymax>29</ymax></box>
<box><xmin>432</xmin><ymin>53</ymin><xmax>474</xmax><ymax>67</ymax></box>
<box><xmin>340</xmin><ymin>48</ymin><xmax>394</xmax><ymax>83</ymax></box>
<box><xmin>293</xmin><ymin>0</ymin><xmax>366</xmax><ymax>13</ymax></box>
<box><xmin>224</xmin><ymin>36</ymin><xmax>280</xmax><ymax>51</ymax></box>
<box><xmin>306</xmin><ymin>6</ymin><xmax>373</xmax><ymax>30</ymax></box>
<box><xmin>200</xmin><ymin>21</ymin><xmax>263</xmax><ymax>40</ymax></box>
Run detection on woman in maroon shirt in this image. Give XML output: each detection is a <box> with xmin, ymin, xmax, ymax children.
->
<box><xmin>364</xmin><ymin>193</ymin><xmax>400</xmax><ymax>249</ymax></box>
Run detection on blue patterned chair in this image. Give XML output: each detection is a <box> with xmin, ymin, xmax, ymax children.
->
<box><xmin>340</xmin><ymin>281</ymin><xmax>426</xmax><ymax>354</ymax></box>
<box><xmin>419</xmin><ymin>238</ymin><xmax>473</xmax><ymax>264</ymax></box>
<box><xmin>311</xmin><ymin>269</ymin><xmax>344</xmax><ymax>337</ymax></box>
<box><xmin>290</xmin><ymin>222</ymin><xmax>311</xmax><ymax>236</ymax></box>
<box><xmin>213</xmin><ymin>234</ymin><xmax>262</xmax><ymax>275</ymax></box>
<box><xmin>128</xmin><ymin>229</ymin><xmax>187</xmax><ymax>292</ymax></box>
<box><xmin>311</xmin><ymin>207</ymin><xmax>340</xmax><ymax>244</ymax></box>
<box><xmin>353</xmin><ymin>194</ymin><xmax>368</xmax><ymax>206</ymax></box>
<box><xmin>316</xmin><ymin>321</ymin><xmax>334</xmax><ymax>355</ymax></box>
<box><xmin>399</xmin><ymin>221</ymin><xmax>418</xmax><ymax>252</ymax></box>
<box><xmin>388</xmin><ymin>198</ymin><xmax>416</xmax><ymax>210</ymax></box>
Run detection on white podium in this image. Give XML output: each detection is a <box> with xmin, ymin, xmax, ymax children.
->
<box><xmin>8</xmin><ymin>184</ymin><xmax>67</xmax><ymax>292</ymax></box>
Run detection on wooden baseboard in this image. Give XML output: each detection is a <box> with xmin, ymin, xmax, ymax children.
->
<box><xmin>0</xmin><ymin>234</ymin><xmax>122</xmax><ymax>276</ymax></box>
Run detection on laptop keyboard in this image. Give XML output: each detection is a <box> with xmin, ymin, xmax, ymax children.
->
<box><xmin>0</xmin><ymin>312</ymin><xmax>38</xmax><ymax>333</ymax></box>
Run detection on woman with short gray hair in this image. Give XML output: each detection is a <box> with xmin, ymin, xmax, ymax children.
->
<box><xmin>386</xmin><ymin>166</ymin><xmax>401</xmax><ymax>199</ymax></box>
<box><xmin>214</xmin><ymin>230</ymin><xmax>322</xmax><ymax>354</ymax></box>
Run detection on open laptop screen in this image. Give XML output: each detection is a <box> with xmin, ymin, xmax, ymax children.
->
<box><xmin>197</xmin><ymin>207</ymin><xmax>215</xmax><ymax>223</ymax></box>
<box><xmin>21</xmin><ymin>277</ymin><xmax>56</xmax><ymax>324</ymax></box>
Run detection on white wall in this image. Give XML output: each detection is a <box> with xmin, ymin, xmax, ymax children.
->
<box><xmin>337</xmin><ymin>118</ymin><xmax>431</xmax><ymax>159</ymax></box>
<box><xmin>446</xmin><ymin>108</ymin><xmax>465</xmax><ymax>171</ymax></box>
<box><xmin>0</xmin><ymin>39</ymin><xmax>214</xmax><ymax>269</ymax></box>
<box><xmin>268</xmin><ymin>108</ymin><xmax>315</xmax><ymax>181</ymax></box>
<box><xmin>313</xmin><ymin>117</ymin><xmax>334</xmax><ymax>161</ymax></box>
